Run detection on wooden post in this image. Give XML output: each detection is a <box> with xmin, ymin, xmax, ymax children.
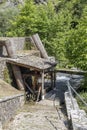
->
<box><xmin>51</xmin><ymin>72</ymin><xmax>54</xmax><ymax>89</ymax></box>
<box><xmin>29</xmin><ymin>36</ymin><xmax>37</xmax><ymax>49</ymax></box>
<box><xmin>12</xmin><ymin>65</ymin><xmax>25</xmax><ymax>90</ymax></box>
<box><xmin>4</xmin><ymin>39</ymin><xmax>25</xmax><ymax>90</ymax></box>
<box><xmin>4</xmin><ymin>39</ymin><xmax>16</xmax><ymax>58</ymax></box>
<box><xmin>54</xmin><ymin>71</ymin><xmax>56</xmax><ymax>88</ymax></box>
<box><xmin>32</xmin><ymin>33</ymin><xmax>49</xmax><ymax>59</ymax></box>
<box><xmin>42</xmin><ymin>70</ymin><xmax>45</xmax><ymax>100</ymax></box>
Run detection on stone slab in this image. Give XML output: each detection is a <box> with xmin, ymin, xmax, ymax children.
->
<box><xmin>3</xmin><ymin>100</ymin><xmax>69</xmax><ymax>130</ymax></box>
<box><xmin>65</xmin><ymin>92</ymin><xmax>87</xmax><ymax>130</ymax></box>
<box><xmin>71</xmin><ymin>110</ymin><xmax>87</xmax><ymax>130</ymax></box>
<box><xmin>0</xmin><ymin>94</ymin><xmax>24</xmax><ymax>126</ymax></box>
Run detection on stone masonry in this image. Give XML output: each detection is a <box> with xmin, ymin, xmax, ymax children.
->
<box><xmin>0</xmin><ymin>94</ymin><xmax>24</xmax><ymax>126</ymax></box>
<box><xmin>3</xmin><ymin>100</ymin><xmax>69</xmax><ymax>130</ymax></box>
<box><xmin>0</xmin><ymin>58</ymin><xmax>7</xmax><ymax>80</ymax></box>
<box><xmin>65</xmin><ymin>92</ymin><xmax>87</xmax><ymax>130</ymax></box>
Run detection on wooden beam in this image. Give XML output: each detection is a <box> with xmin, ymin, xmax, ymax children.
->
<box><xmin>12</xmin><ymin>65</ymin><xmax>25</xmax><ymax>90</ymax></box>
<box><xmin>32</xmin><ymin>33</ymin><xmax>49</xmax><ymax>59</ymax></box>
<box><xmin>42</xmin><ymin>70</ymin><xmax>45</xmax><ymax>100</ymax></box>
<box><xmin>54</xmin><ymin>71</ymin><xmax>56</xmax><ymax>88</ymax></box>
<box><xmin>55</xmin><ymin>69</ymin><xmax>86</xmax><ymax>75</ymax></box>
<box><xmin>4</xmin><ymin>39</ymin><xmax>25</xmax><ymax>90</ymax></box>
<box><xmin>4</xmin><ymin>39</ymin><xmax>16</xmax><ymax>58</ymax></box>
<box><xmin>47</xmin><ymin>69</ymin><xmax>87</xmax><ymax>75</ymax></box>
<box><xmin>7</xmin><ymin>59</ymin><xmax>41</xmax><ymax>71</ymax></box>
<box><xmin>29</xmin><ymin>36</ymin><xmax>37</xmax><ymax>50</ymax></box>
<box><xmin>50</xmin><ymin>72</ymin><xmax>54</xmax><ymax>89</ymax></box>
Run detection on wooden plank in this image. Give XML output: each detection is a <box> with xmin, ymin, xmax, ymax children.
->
<box><xmin>47</xmin><ymin>69</ymin><xmax>87</xmax><ymax>75</ymax></box>
<box><xmin>50</xmin><ymin>72</ymin><xmax>54</xmax><ymax>89</ymax></box>
<box><xmin>7</xmin><ymin>59</ymin><xmax>42</xmax><ymax>71</ymax></box>
<box><xmin>42</xmin><ymin>70</ymin><xmax>45</xmax><ymax>100</ymax></box>
<box><xmin>32</xmin><ymin>33</ymin><xmax>49</xmax><ymax>59</ymax></box>
<box><xmin>7</xmin><ymin>55</ymin><xmax>55</xmax><ymax>71</ymax></box>
<box><xmin>54</xmin><ymin>71</ymin><xmax>56</xmax><ymax>88</ymax></box>
<box><xmin>55</xmin><ymin>69</ymin><xmax>87</xmax><ymax>75</ymax></box>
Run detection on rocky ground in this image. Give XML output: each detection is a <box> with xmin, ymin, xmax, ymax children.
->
<box><xmin>3</xmin><ymin>99</ymin><xmax>70</xmax><ymax>130</ymax></box>
<box><xmin>3</xmin><ymin>72</ymin><xmax>79</xmax><ymax>130</ymax></box>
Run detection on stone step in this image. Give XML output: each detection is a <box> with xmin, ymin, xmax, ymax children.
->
<box><xmin>3</xmin><ymin>100</ymin><xmax>69</xmax><ymax>130</ymax></box>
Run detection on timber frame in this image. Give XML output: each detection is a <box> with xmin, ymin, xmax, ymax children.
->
<box><xmin>7</xmin><ymin>56</ymin><xmax>56</xmax><ymax>100</ymax></box>
<box><xmin>0</xmin><ymin>34</ymin><xmax>57</xmax><ymax>101</ymax></box>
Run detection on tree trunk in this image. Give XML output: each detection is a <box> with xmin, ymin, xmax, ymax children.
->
<box><xmin>5</xmin><ymin>39</ymin><xmax>25</xmax><ymax>90</ymax></box>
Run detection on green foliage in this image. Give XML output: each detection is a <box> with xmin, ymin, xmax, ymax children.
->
<box><xmin>24</xmin><ymin>41</ymin><xmax>35</xmax><ymax>50</ymax></box>
<box><xmin>0</xmin><ymin>0</ymin><xmax>87</xmax><ymax>113</ymax></box>
<box><xmin>65</xmin><ymin>4</ymin><xmax>87</xmax><ymax>70</ymax></box>
<box><xmin>7</xmin><ymin>0</ymin><xmax>38</xmax><ymax>36</ymax></box>
<box><xmin>1</xmin><ymin>0</ymin><xmax>86</xmax><ymax>71</ymax></box>
<box><xmin>0</xmin><ymin>7</ymin><xmax>19</xmax><ymax>36</ymax></box>
<box><xmin>80</xmin><ymin>74</ymin><xmax>87</xmax><ymax>91</ymax></box>
<box><xmin>76</xmin><ymin>92</ymin><xmax>87</xmax><ymax>113</ymax></box>
<box><xmin>3</xmin><ymin>67</ymin><xmax>12</xmax><ymax>84</ymax></box>
<box><xmin>7</xmin><ymin>0</ymin><xmax>70</xmax><ymax>61</ymax></box>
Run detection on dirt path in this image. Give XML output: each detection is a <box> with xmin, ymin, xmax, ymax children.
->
<box><xmin>3</xmin><ymin>99</ymin><xmax>69</xmax><ymax>130</ymax></box>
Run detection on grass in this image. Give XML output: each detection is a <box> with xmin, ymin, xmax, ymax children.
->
<box><xmin>76</xmin><ymin>91</ymin><xmax>87</xmax><ymax>113</ymax></box>
<box><xmin>3</xmin><ymin>67</ymin><xmax>12</xmax><ymax>84</ymax></box>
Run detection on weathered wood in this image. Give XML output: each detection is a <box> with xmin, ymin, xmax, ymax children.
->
<box><xmin>12</xmin><ymin>65</ymin><xmax>25</xmax><ymax>90</ymax></box>
<box><xmin>42</xmin><ymin>70</ymin><xmax>45</xmax><ymax>100</ymax></box>
<box><xmin>4</xmin><ymin>39</ymin><xmax>16</xmax><ymax>58</ymax></box>
<box><xmin>4</xmin><ymin>39</ymin><xmax>25</xmax><ymax>90</ymax></box>
<box><xmin>54</xmin><ymin>69</ymin><xmax>86</xmax><ymax>75</ymax></box>
<box><xmin>23</xmin><ymin>75</ymin><xmax>34</xmax><ymax>94</ymax></box>
<box><xmin>7</xmin><ymin>59</ymin><xmax>43</xmax><ymax>71</ymax></box>
<box><xmin>46</xmin><ymin>69</ymin><xmax>87</xmax><ymax>76</ymax></box>
<box><xmin>54</xmin><ymin>71</ymin><xmax>56</xmax><ymax>88</ymax></box>
<box><xmin>7</xmin><ymin>55</ymin><xmax>55</xmax><ymax>71</ymax></box>
<box><xmin>32</xmin><ymin>75</ymin><xmax>38</xmax><ymax>91</ymax></box>
<box><xmin>36</xmin><ymin>86</ymin><xmax>41</xmax><ymax>102</ymax></box>
<box><xmin>29</xmin><ymin>36</ymin><xmax>37</xmax><ymax>50</ymax></box>
<box><xmin>50</xmin><ymin>72</ymin><xmax>54</xmax><ymax>89</ymax></box>
<box><xmin>32</xmin><ymin>33</ymin><xmax>49</xmax><ymax>59</ymax></box>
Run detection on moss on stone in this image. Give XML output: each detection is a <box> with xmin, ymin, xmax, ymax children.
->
<box><xmin>3</xmin><ymin>67</ymin><xmax>12</xmax><ymax>84</ymax></box>
<box><xmin>24</xmin><ymin>41</ymin><xmax>35</xmax><ymax>50</ymax></box>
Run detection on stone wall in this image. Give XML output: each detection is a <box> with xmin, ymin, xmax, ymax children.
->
<box><xmin>0</xmin><ymin>37</ymin><xmax>26</xmax><ymax>80</ymax></box>
<box><xmin>0</xmin><ymin>58</ymin><xmax>7</xmax><ymax>80</ymax></box>
<box><xmin>0</xmin><ymin>122</ymin><xmax>2</xmax><ymax>130</ymax></box>
<box><xmin>0</xmin><ymin>94</ymin><xmax>24</xmax><ymax>126</ymax></box>
<box><xmin>0</xmin><ymin>37</ymin><xmax>36</xmax><ymax>80</ymax></box>
<box><xmin>1</xmin><ymin>37</ymin><xmax>28</xmax><ymax>56</ymax></box>
<box><xmin>0</xmin><ymin>38</ymin><xmax>26</xmax><ymax>129</ymax></box>
<box><xmin>0</xmin><ymin>37</ymin><xmax>35</xmax><ymax>128</ymax></box>
<box><xmin>65</xmin><ymin>92</ymin><xmax>87</xmax><ymax>130</ymax></box>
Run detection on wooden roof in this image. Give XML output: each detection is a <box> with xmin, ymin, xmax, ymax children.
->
<box><xmin>0</xmin><ymin>37</ymin><xmax>57</xmax><ymax>71</ymax></box>
<box><xmin>7</xmin><ymin>55</ymin><xmax>57</xmax><ymax>71</ymax></box>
